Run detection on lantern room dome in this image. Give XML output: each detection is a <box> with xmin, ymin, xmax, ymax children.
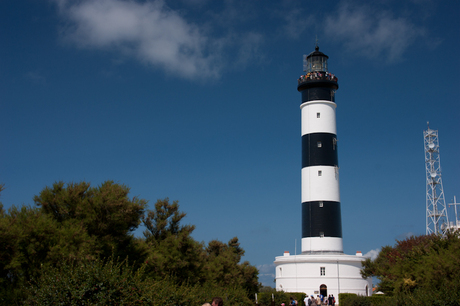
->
<box><xmin>306</xmin><ymin>46</ymin><xmax>329</xmax><ymax>59</ymax></box>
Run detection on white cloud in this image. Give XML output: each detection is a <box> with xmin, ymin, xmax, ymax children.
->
<box><xmin>396</xmin><ymin>232</ymin><xmax>416</xmax><ymax>241</ymax></box>
<box><xmin>364</xmin><ymin>248</ymin><xmax>380</xmax><ymax>260</ymax></box>
<box><xmin>278</xmin><ymin>9</ymin><xmax>314</xmax><ymax>40</ymax></box>
<box><xmin>324</xmin><ymin>2</ymin><xmax>425</xmax><ymax>62</ymax></box>
<box><xmin>53</xmin><ymin>0</ymin><xmax>222</xmax><ymax>79</ymax></box>
<box><xmin>233</xmin><ymin>31</ymin><xmax>265</xmax><ymax>67</ymax></box>
<box><xmin>258</xmin><ymin>263</ymin><xmax>275</xmax><ymax>274</ymax></box>
<box><xmin>25</xmin><ymin>71</ymin><xmax>47</xmax><ymax>85</ymax></box>
<box><xmin>258</xmin><ymin>263</ymin><xmax>275</xmax><ymax>287</ymax></box>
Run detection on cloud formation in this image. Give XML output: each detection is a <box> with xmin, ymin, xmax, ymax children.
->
<box><xmin>364</xmin><ymin>248</ymin><xmax>380</xmax><ymax>260</ymax></box>
<box><xmin>257</xmin><ymin>263</ymin><xmax>275</xmax><ymax>286</ymax></box>
<box><xmin>324</xmin><ymin>2</ymin><xmax>425</xmax><ymax>62</ymax></box>
<box><xmin>50</xmin><ymin>0</ymin><xmax>426</xmax><ymax>79</ymax></box>
<box><xmin>396</xmin><ymin>232</ymin><xmax>416</xmax><ymax>241</ymax></box>
<box><xmin>53</xmin><ymin>0</ymin><xmax>222</xmax><ymax>79</ymax></box>
<box><xmin>25</xmin><ymin>71</ymin><xmax>47</xmax><ymax>85</ymax></box>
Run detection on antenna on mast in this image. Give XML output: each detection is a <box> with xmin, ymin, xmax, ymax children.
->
<box><xmin>448</xmin><ymin>196</ymin><xmax>460</xmax><ymax>230</ymax></box>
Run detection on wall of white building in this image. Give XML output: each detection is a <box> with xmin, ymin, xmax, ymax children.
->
<box><xmin>275</xmin><ymin>252</ymin><xmax>372</xmax><ymax>303</ymax></box>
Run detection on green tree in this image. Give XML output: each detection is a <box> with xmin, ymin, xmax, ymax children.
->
<box><xmin>142</xmin><ymin>199</ymin><xmax>260</xmax><ymax>294</ymax></box>
<box><xmin>34</xmin><ymin>181</ymin><xmax>147</xmax><ymax>259</ymax></box>
<box><xmin>142</xmin><ymin>198</ymin><xmax>205</xmax><ymax>283</ymax></box>
<box><xmin>205</xmin><ymin>237</ymin><xmax>260</xmax><ymax>295</ymax></box>
<box><xmin>0</xmin><ymin>181</ymin><xmax>260</xmax><ymax>303</ymax></box>
<box><xmin>143</xmin><ymin>198</ymin><xmax>195</xmax><ymax>242</ymax></box>
<box><xmin>0</xmin><ymin>206</ymin><xmax>95</xmax><ymax>302</ymax></box>
<box><xmin>0</xmin><ymin>181</ymin><xmax>148</xmax><ymax>303</ymax></box>
<box><xmin>361</xmin><ymin>232</ymin><xmax>460</xmax><ymax>304</ymax></box>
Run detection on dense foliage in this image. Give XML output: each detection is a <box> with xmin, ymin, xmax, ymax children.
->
<box><xmin>0</xmin><ymin>181</ymin><xmax>260</xmax><ymax>305</ymax></box>
<box><xmin>339</xmin><ymin>293</ymin><xmax>395</xmax><ymax>306</ymax></box>
<box><xmin>257</xmin><ymin>290</ymin><xmax>306</xmax><ymax>306</ymax></box>
<box><xmin>361</xmin><ymin>232</ymin><xmax>460</xmax><ymax>305</ymax></box>
<box><xmin>23</xmin><ymin>257</ymin><xmax>252</xmax><ymax>306</ymax></box>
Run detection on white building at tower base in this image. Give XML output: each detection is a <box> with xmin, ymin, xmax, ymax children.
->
<box><xmin>274</xmin><ymin>251</ymin><xmax>372</xmax><ymax>303</ymax></box>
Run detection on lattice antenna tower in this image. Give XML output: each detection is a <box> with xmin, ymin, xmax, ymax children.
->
<box><xmin>424</xmin><ymin>123</ymin><xmax>449</xmax><ymax>235</ymax></box>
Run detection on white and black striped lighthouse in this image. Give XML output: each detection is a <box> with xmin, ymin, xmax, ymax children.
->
<box><xmin>274</xmin><ymin>45</ymin><xmax>372</xmax><ymax>295</ymax></box>
<box><xmin>298</xmin><ymin>46</ymin><xmax>343</xmax><ymax>254</ymax></box>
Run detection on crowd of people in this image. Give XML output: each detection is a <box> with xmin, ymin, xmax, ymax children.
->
<box><xmin>282</xmin><ymin>294</ymin><xmax>336</xmax><ymax>306</ymax></box>
<box><xmin>303</xmin><ymin>294</ymin><xmax>336</xmax><ymax>305</ymax></box>
<box><xmin>204</xmin><ymin>294</ymin><xmax>336</xmax><ymax>306</ymax></box>
<box><xmin>298</xmin><ymin>71</ymin><xmax>338</xmax><ymax>84</ymax></box>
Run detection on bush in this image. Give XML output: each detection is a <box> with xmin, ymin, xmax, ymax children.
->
<box><xmin>366</xmin><ymin>295</ymin><xmax>395</xmax><ymax>306</ymax></box>
<box><xmin>22</xmin><ymin>257</ymin><xmax>254</xmax><ymax>306</ymax></box>
<box><xmin>339</xmin><ymin>294</ymin><xmax>370</xmax><ymax>306</ymax></box>
<box><xmin>339</xmin><ymin>293</ymin><xmax>356</xmax><ymax>306</ymax></box>
<box><xmin>394</xmin><ymin>285</ymin><xmax>460</xmax><ymax>306</ymax></box>
<box><xmin>257</xmin><ymin>291</ymin><xmax>305</xmax><ymax>306</ymax></box>
<box><xmin>144</xmin><ymin>281</ymin><xmax>253</xmax><ymax>306</ymax></box>
<box><xmin>339</xmin><ymin>293</ymin><xmax>395</xmax><ymax>306</ymax></box>
<box><xmin>24</xmin><ymin>258</ymin><xmax>148</xmax><ymax>305</ymax></box>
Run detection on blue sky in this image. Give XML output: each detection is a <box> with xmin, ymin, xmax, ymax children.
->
<box><xmin>1</xmin><ymin>0</ymin><xmax>459</xmax><ymax>287</ymax></box>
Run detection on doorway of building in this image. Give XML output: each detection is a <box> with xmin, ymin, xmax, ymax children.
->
<box><xmin>320</xmin><ymin>284</ymin><xmax>327</xmax><ymax>298</ymax></box>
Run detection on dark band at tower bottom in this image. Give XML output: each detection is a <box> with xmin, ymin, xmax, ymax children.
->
<box><xmin>302</xmin><ymin>201</ymin><xmax>342</xmax><ymax>238</ymax></box>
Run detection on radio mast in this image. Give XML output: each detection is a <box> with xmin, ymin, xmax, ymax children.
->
<box><xmin>424</xmin><ymin>123</ymin><xmax>449</xmax><ymax>235</ymax></box>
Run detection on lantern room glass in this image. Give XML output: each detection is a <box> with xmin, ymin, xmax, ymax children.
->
<box><xmin>306</xmin><ymin>55</ymin><xmax>328</xmax><ymax>72</ymax></box>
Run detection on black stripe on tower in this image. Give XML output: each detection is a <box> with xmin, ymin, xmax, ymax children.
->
<box><xmin>302</xmin><ymin>201</ymin><xmax>342</xmax><ymax>238</ymax></box>
<box><xmin>298</xmin><ymin>81</ymin><xmax>338</xmax><ymax>103</ymax></box>
<box><xmin>302</xmin><ymin>133</ymin><xmax>338</xmax><ymax>168</ymax></box>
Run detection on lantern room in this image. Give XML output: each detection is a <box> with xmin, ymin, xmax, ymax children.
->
<box><xmin>304</xmin><ymin>46</ymin><xmax>329</xmax><ymax>72</ymax></box>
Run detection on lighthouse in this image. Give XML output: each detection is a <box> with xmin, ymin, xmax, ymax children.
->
<box><xmin>298</xmin><ymin>46</ymin><xmax>342</xmax><ymax>254</ymax></box>
<box><xmin>274</xmin><ymin>45</ymin><xmax>372</xmax><ymax>299</ymax></box>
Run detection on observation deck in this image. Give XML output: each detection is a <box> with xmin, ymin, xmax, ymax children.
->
<box><xmin>297</xmin><ymin>71</ymin><xmax>338</xmax><ymax>91</ymax></box>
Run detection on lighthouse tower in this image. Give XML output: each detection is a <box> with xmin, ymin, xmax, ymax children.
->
<box><xmin>274</xmin><ymin>45</ymin><xmax>372</xmax><ymax>299</ymax></box>
<box><xmin>299</xmin><ymin>46</ymin><xmax>342</xmax><ymax>254</ymax></box>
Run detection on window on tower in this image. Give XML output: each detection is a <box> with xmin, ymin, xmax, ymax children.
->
<box><xmin>320</xmin><ymin>267</ymin><xmax>325</xmax><ymax>276</ymax></box>
<box><xmin>317</xmin><ymin>112</ymin><xmax>320</xmax><ymax>118</ymax></box>
<box><xmin>318</xmin><ymin>170</ymin><xmax>322</xmax><ymax>176</ymax></box>
<box><xmin>317</xmin><ymin>141</ymin><xmax>322</xmax><ymax>148</ymax></box>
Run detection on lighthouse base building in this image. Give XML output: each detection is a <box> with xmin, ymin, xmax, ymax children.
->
<box><xmin>274</xmin><ymin>252</ymin><xmax>372</xmax><ymax>301</ymax></box>
<box><xmin>274</xmin><ymin>46</ymin><xmax>372</xmax><ymax>303</ymax></box>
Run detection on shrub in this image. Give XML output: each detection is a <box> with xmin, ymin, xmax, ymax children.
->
<box><xmin>257</xmin><ymin>291</ymin><xmax>305</xmax><ymax>306</ymax></box>
<box><xmin>367</xmin><ymin>295</ymin><xmax>395</xmax><ymax>306</ymax></box>
<box><xmin>339</xmin><ymin>294</ymin><xmax>370</xmax><ymax>306</ymax></box>
<box><xmin>22</xmin><ymin>257</ymin><xmax>254</xmax><ymax>306</ymax></box>
<box><xmin>339</xmin><ymin>293</ymin><xmax>395</xmax><ymax>306</ymax></box>
<box><xmin>24</xmin><ymin>258</ymin><xmax>148</xmax><ymax>305</ymax></box>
